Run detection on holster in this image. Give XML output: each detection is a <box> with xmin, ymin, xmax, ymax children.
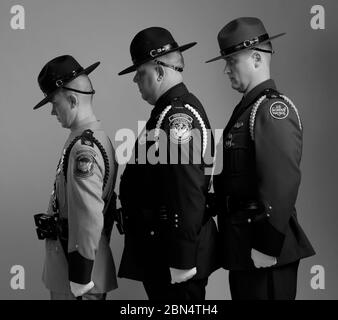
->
<box><xmin>205</xmin><ymin>192</ymin><xmax>219</xmax><ymax>218</ymax></box>
<box><xmin>113</xmin><ymin>208</ymin><xmax>125</xmax><ymax>235</ymax></box>
<box><xmin>103</xmin><ymin>191</ymin><xmax>117</xmax><ymax>240</ymax></box>
<box><xmin>34</xmin><ymin>213</ymin><xmax>68</xmax><ymax>240</ymax></box>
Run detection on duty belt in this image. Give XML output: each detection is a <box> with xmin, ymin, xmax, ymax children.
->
<box><xmin>122</xmin><ymin>205</ymin><xmax>212</xmax><ymax>228</ymax></box>
<box><xmin>225</xmin><ymin>196</ymin><xmax>261</xmax><ymax>212</ymax></box>
<box><xmin>221</xmin><ymin>196</ymin><xmax>270</xmax><ymax>224</ymax></box>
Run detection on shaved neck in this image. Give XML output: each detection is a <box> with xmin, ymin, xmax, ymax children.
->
<box><xmin>155</xmin><ymin>51</ymin><xmax>184</xmax><ymax>100</ymax></box>
<box><xmin>61</xmin><ymin>75</ymin><xmax>97</xmax><ymax>130</ymax></box>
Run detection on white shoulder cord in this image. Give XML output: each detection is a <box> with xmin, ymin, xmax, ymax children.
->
<box><xmin>249</xmin><ymin>95</ymin><xmax>302</xmax><ymax>141</ymax></box>
<box><xmin>184</xmin><ymin>104</ymin><xmax>208</xmax><ymax>157</ymax></box>
<box><xmin>154</xmin><ymin>105</ymin><xmax>172</xmax><ymax>150</ymax></box>
<box><xmin>249</xmin><ymin>95</ymin><xmax>266</xmax><ymax>141</ymax></box>
<box><xmin>154</xmin><ymin>103</ymin><xmax>208</xmax><ymax>157</ymax></box>
<box><xmin>280</xmin><ymin>95</ymin><xmax>302</xmax><ymax>130</ymax></box>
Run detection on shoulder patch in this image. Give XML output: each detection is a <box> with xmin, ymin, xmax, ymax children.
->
<box><xmin>81</xmin><ymin>138</ymin><xmax>94</xmax><ymax>147</ymax></box>
<box><xmin>269</xmin><ymin>101</ymin><xmax>289</xmax><ymax>120</ymax></box>
<box><xmin>74</xmin><ymin>151</ymin><xmax>96</xmax><ymax>178</ymax></box>
<box><xmin>168</xmin><ymin>113</ymin><xmax>193</xmax><ymax>144</ymax></box>
<box><xmin>80</xmin><ymin>129</ymin><xmax>95</xmax><ymax>147</ymax></box>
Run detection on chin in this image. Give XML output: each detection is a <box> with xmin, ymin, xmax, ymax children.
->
<box><xmin>231</xmin><ymin>83</ymin><xmax>243</xmax><ymax>93</ymax></box>
<box><xmin>231</xmin><ymin>83</ymin><xmax>239</xmax><ymax>90</ymax></box>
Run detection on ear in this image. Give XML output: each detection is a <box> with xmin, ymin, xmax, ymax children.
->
<box><xmin>68</xmin><ymin>93</ymin><xmax>78</xmax><ymax>109</ymax></box>
<box><xmin>252</xmin><ymin>52</ymin><xmax>262</xmax><ymax>69</ymax></box>
<box><xmin>156</xmin><ymin>65</ymin><xmax>165</xmax><ymax>81</ymax></box>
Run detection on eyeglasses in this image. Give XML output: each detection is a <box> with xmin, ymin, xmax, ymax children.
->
<box><xmin>62</xmin><ymin>86</ymin><xmax>95</xmax><ymax>95</ymax></box>
<box><xmin>250</xmin><ymin>47</ymin><xmax>275</xmax><ymax>54</ymax></box>
<box><xmin>154</xmin><ymin>59</ymin><xmax>183</xmax><ymax>72</ymax></box>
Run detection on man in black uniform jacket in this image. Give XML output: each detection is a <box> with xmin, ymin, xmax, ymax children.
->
<box><xmin>206</xmin><ymin>17</ymin><xmax>315</xmax><ymax>300</ymax></box>
<box><xmin>117</xmin><ymin>27</ymin><xmax>219</xmax><ymax>300</ymax></box>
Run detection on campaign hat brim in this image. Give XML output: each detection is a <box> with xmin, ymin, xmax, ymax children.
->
<box><xmin>33</xmin><ymin>61</ymin><xmax>100</xmax><ymax>110</ymax></box>
<box><xmin>118</xmin><ymin>42</ymin><xmax>196</xmax><ymax>76</ymax></box>
<box><xmin>205</xmin><ymin>33</ymin><xmax>285</xmax><ymax>63</ymax></box>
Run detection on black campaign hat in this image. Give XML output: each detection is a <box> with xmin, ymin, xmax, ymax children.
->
<box><xmin>118</xmin><ymin>27</ymin><xmax>197</xmax><ymax>75</ymax></box>
<box><xmin>206</xmin><ymin>17</ymin><xmax>285</xmax><ymax>63</ymax></box>
<box><xmin>34</xmin><ymin>55</ymin><xmax>100</xmax><ymax>110</ymax></box>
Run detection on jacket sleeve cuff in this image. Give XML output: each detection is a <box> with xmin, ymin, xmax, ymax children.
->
<box><xmin>252</xmin><ymin>220</ymin><xmax>285</xmax><ymax>257</ymax></box>
<box><xmin>68</xmin><ymin>251</ymin><xmax>94</xmax><ymax>284</ymax></box>
<box><xmin>169</xmin><ymin>239</ymin><xmax>196</xmax><ymax>269</ymax></box>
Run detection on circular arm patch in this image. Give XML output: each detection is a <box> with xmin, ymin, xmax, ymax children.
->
<box><xmin>269</xmin><ymin>101</ymin><xmax>289</xmax><ymax>119</ymax></box>
<box><xmin>168</xmin><ymin>113</ymin><xmax>193</xmax><ymax>144</ymax></box>
<box><xmin>74</xmin><ymin>152</ymin><xmax>95</xmax><ymax>178</ymax></box>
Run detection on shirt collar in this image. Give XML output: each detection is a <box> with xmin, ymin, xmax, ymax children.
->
<box><xmin>69</xmin><ymin>119</ymin><xmax>102</xmax><ymax>139</ymax></box>
<box><xmin>151</xmin><ymin>82</ymin><xmax>189</xmax><ymax>118</ymax></box>
<box><xmin>240</xmin><ymin>79</ymin><xmax>277</xmax><ymax>110</ymax></box>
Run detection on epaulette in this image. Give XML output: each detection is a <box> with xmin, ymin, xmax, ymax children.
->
<box><xmin>249</xmin><ymin>89</ymin><xmax>302</xmax><ymax>141</ymax></box>
<box><xmin>154</xmin><ymin>98</ymin><xmax>208</xmax><ymax>157</ymax></box>
<box><xmin>63</xmin><ymin>129</ymin><xmax>110</xmax><ymax>190</ymax></box>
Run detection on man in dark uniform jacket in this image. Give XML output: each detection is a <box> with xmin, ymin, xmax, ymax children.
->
<box><xmin>117</xmin><ymin>27</ymin><xmax>219</xmax><ymax>300</ymax></box>
<box><xmin>206</xmin><ymin>17</ymin><xmax>315</xmax><ymax>300</ymax></box>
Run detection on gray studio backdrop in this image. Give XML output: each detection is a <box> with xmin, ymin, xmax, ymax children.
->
<box><xmin>0</xmin><ymin>0</ymin><xmax>336</xmax><ymax>299</ymax></box>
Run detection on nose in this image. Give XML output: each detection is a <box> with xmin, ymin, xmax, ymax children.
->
<box><xmin>133</xmin><ymin>72</ymin><xmax>138</xmax><ymax>83</ymax></box>
<box><xmin>51</xmin><ymin>104</ymin><xmax>56</xmax><ymax>116</ymax></box>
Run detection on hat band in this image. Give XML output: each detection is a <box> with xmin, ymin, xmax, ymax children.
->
<box><xmin>132</xmin><ymin>42</ymin><xmax>179</xmax><ymax>64</ymax></box>
<box><xmin>220</xmin><ymin>33</ymin><xmax>269</xmax><ymax>56</ymax></box>
<box><xmin>55</xmin><ymin>67</ymin><xmax>84</xmax><ymax>88</ymax></box>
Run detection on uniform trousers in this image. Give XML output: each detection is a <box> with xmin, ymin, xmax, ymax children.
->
<box><xmin>229</xmin><ymin>260</ymin><xmax>300</xmax><ymax>300</ymax></box>
<box><xmin>142</xmin><ymin>264</ymin><xmax>208</xmax><ymax>301</ymax></box>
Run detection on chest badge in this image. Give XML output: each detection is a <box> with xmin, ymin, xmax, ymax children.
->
<box><xmin>270</xmin><ymin>101</ymin><xmax>289</xmax><ymax>120</ymax></box>
<box><xmin>168</xmin><ymin>113</ymin><xmax>193</xmax><ymax>144</ymax></box>
<box><xmin>234</xmin><ymin>121</ymin><xmax>244</xmax><ymax>129</ymax></box>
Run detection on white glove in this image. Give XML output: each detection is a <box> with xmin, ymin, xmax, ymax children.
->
<box><xmin>251</xmin><ymin>248</ymin><xmax>277</xmax><ymax>268</ymax></box>
<box><xmin>170</xmin><ymin>267</ymin><xmax>197</xmax><ymax>284</ymax></box>
<box><xmin>70</xmin><ymin>280</ymin><xmax>94</xmax><ymax>297</ymax></box>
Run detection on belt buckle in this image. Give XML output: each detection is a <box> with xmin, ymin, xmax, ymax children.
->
<box><xmin>159</xmin><ymin>206</ymin><xmax>168</xmax><ymax>221</ymax></box>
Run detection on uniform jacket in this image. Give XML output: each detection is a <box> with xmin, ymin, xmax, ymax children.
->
<box><xmin>118</xmin><ymin>83</ymin><xmax>219</xmax><ymax>281</ymax></box>
<box><xmin>214</xmin><ymin>79</ymin><xmax>315</xmax><ymax>270</ymax></box>
<box><xmin>42</xmin><ymin>120</ymin><xmax>118</xmax><ymax>294</ymax></box>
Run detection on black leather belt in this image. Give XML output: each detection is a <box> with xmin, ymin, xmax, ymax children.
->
<box><xmin>225</xmin><ymin>196</ymin><xmax>262</xmax><ymax>213</ymax></box>
<box><xmin>221</xmin><ymin>196</ymin><xmax>270</xmax><ymax>225</ymax></box>
<box><xmin>124</xmin><ymin>205</ymin><xmax>212</xmax><ymax>227</ymax></box>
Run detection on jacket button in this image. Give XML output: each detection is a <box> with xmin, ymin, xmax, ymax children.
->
<box><xmin>175</xmin><ymin>224</ymin><xmax>178</xmax><ymax>228</ymax></box>
<box><xmin>267</xmin><ymin>213</ymin><xmax>270</xmax><ymax>217</ymax></box>
<box><xmin>150</xmin><ymin>231</ymin><xmax>154</xmax><ymax>236</ymax></box>
<box><xmin>247</xmin><ymin>218</ymin><xmax>251</xmax><ymax>223</ymax></box>
<box><xmin>175</xmin><ymin>214</ymin><xmax>178</xmax><ymax>218</ymax></box>
<box><xmin>175</xmin><ymin>219</ymin><xmax>178</xmax><ymax>223</ymax></box>
<box><xmin>269</xmin><ymin>206</ymin><xmax>272</xmax><ymax>210</ymax></box>
<box><xmin>225</xmin><ymin>140</ymin><xmax>232</xmax><ymax>148</ymax></box>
